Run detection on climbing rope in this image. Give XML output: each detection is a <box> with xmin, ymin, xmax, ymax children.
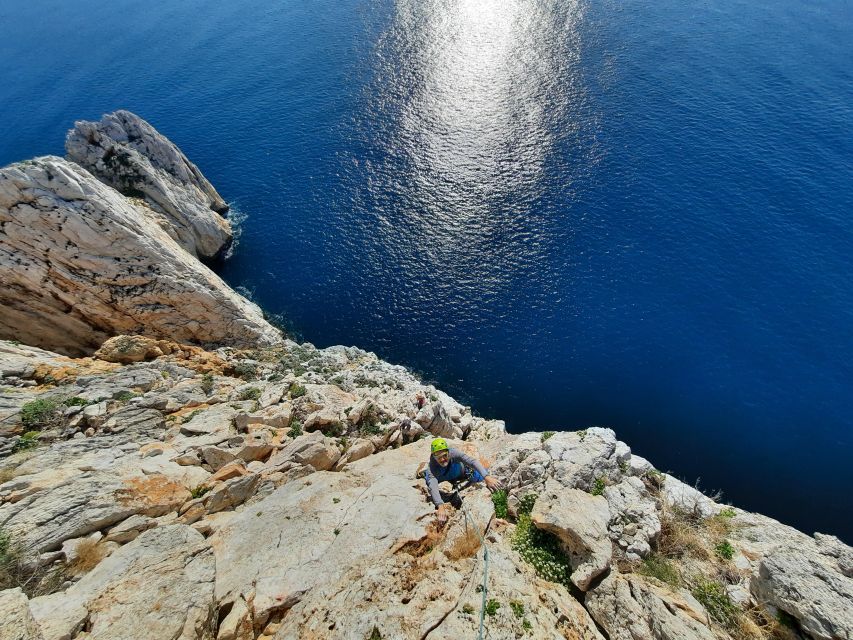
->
<box><xmin>461</xmin><ymin>505</ymin><xmax>490</xmax><ymax>640</ymax></box>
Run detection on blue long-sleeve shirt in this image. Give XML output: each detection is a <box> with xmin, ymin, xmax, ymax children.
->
<box><xmin>423</xmin><ymin>448</ymin><xmax>489</xmax><ymax>507</ymax></box>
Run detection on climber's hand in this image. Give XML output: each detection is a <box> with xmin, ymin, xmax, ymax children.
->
<box><xmin>436</xmin><ymin>503</ymin><xmax>449</xmax><ymax>525</ymax></box>
<box><xmin>484</xmin><ymin>476</ymin><xmax>503</xmax><ymax>493</ymax></box>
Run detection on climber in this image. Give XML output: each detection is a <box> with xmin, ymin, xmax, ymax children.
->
<box><xmin>421</xmin><ymin>437</ymin><xmax>502</xmax><ymax>525</ymax></box>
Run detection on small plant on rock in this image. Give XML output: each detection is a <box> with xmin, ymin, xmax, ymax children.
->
<box><xmin>638</xmin><ymin>554</ymin><xmax>681</xmax><ymax>587</ymax></box>
<box><xmin>512</xmin><ymin>513</ymin><xmax>572</xmax><ymax>587</ymax></box>
<box><xmin>289</xmin><ymin>383</ymin><xmax>307</xmax><ymax>399</ymax></box>
<box><xmin>462</xmin><ymin>603</ymin><xmax>475</xmax><ymax>615</ymax></box>
<box><xmin>491</xmin><ymin>489</ymin><xmax>508</xmax><ymax>518</ymax></box>
<box><xmin>288</xmin><ymin>420</ymin><xmax>303</xmax><ymax>438</ymax></box>
<box><xmin>114</xmin><ymin>390</ymin><xmax>137</xmax><ymax>403</ymax></box>
<box><xmin>238</xmin><ymin>387</ymin><xmax>261</xmax><ymax>401</ymax></box>
<box><xmin>485</xmin><ymin>599</ymin><xmax>500</xmax><ymax>617</ymax></box>
<box><xmin>715</xmin><ymin>540</ymin><xmax>735</xmax><ymax>560</ymax></box>
<box><xmin>591</xmin><ymin>476</ymin><xmax>606</xmax><ymax>496</ymax></box>
<box><xmin>692</xmin><ymin>579</ymin><xmax>738</xmax><ymax>628</ymax></box>
<box><xmin>12</xmin><ymin>431</ymin><xmax>40</xmax><ymax>453</ymax></box>
<box><xmin>541</xmin><ymin>431</ymin><xmax>555</xmax><ymax>443</ymax></box>
<box><xmin>190</xmin><ymin>485</ymin><xmax>211</xmax><ymax>500</ymax></box>
<box><xmin>20</xmin><ymin>397</ymin><xmax>62</xmax><ymax>429</ymax></box>
<box><xmin>509</xmin><ymin>601</ymin><xmax>525</xmax><ymax>618</ymax></box>
<box><xmin>62</xmin><ymin>397</ymin><xmax>89</xmax><ymax>407</ymax></box>
<box><xmin>200</xmin><ymin>373</ymin><xmax>214</xmax><ymax>395</ymax></box>
<box><xmin>232</xmin><ymin>361</ymin><xmax>258</xmax><ymax>381</ymax></box>
<box><xmin>517</xmin><ymin>493</ymin><xmax>538</xmax><ymax>516</ymax></box>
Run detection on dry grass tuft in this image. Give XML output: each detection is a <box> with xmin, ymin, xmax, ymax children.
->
<box><xmin>68</xmin><ymin>539</ymin><xmax>107</xmax><ymax>576</ymax></box>
<box><xmin>396</xmin><ymin>522</ymin><xmax>445</xmax><ymax>558</ymax></box>
<box><xmin>656</xmin><ymin>506</ymin><xmax>712</xmax><ymax>562</ymax></box>
<box><xmin>0</xmin><ymin>466</ymin><xmax>20</xmax><ymax>485</ymax></box>
<box><xmin>445</xmin><ymin>527</ymin><xmax>482</xmax><ymax>560</ymax></box>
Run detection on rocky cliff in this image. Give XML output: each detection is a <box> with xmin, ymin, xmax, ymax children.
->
<box><xmin>0</xmin><ymin>113</ymin><xmax>281</xmax><ymax>355</ymax></box>
<box><xmin>0</xmin><ymin>113</ymin><xmax>850</xmax><ymax>640</ymax></box>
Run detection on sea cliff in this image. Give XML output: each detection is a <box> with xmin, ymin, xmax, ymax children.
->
<box><xmin>0</xmin><ymin>113</ymin><xmax>849</xmax><ymax>640</ymax></box>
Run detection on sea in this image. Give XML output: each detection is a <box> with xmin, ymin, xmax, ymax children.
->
<box><xmin>1</xmin><ymin>0</ymin><xmax>851</xmax><ymax>542</ymax></box>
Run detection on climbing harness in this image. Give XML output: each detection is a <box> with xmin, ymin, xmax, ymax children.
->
<box><xmin>461</xmin><ymin>504</ymin><xmax>490</xmax><ymax>640</ymax></box>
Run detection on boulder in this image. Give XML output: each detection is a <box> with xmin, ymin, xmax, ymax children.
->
<box><xmin>94</xmin><ymin>335</ymin><xmax>171</xmax><ymax>364</ymax></box>
<box><xmin>103</xmin><ymin>514</ymin><xmax>157</xmax><ymax>544</ymax></box>
<box><xmin>751</xmin><ymin>547</ymin><xmax>853</xmax><ymax>640</ymax></box>
<box><xmin>65</xmin><ymin>109</ymin><xmax>231</xmax><ymax>260</ymax></box>
<box><xmin>585</xmin><ymin>573</ymin><xmax>716</xmax><ymax>640</ymax></box>
<box><xmin>302</xmin><ymin>408</ymin><xmax>342</xmax><ymax>435</ymax></box>
<box><xmin>0</xmin><ymin>156</ymin><xmax>280</xmax><ymax>355</ymax></box>
<box><xmin>0</xmin><ymin>588</ymin><xmax>43</xmax><ymax>640</ymax></box>
<box><xmin>203</xmin><ymin>474</ymin><xmax>261</xmax><ymax>514</ymax></box>
<box><xmin>0</xmin><ymin>469</ymin><xmax>190</xmax><ymax>553</ymax></box>
<box><xmin>30</xmin><ymin>525</ymin><xmax>215</xmax><ymax>640</ymax></box>
<box><xmin>530</xmin><ymin>480</ymin><xmax>612</xmax><ymax>591</ymax></box>
<box><xmin>267</xmin><ymin>432</ymin><xmax>341</xmax><ymax>472</ymax></box>
<box><xmin>543</xmin><ymin>428</ymin><xmax>626</xmax><ymax>492</ymax></box>
<box><xmin>333</xmin><ymin>438</ymin><xmax>375</xmax><ymax>470</ymax></box>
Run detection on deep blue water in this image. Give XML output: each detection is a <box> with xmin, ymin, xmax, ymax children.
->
<box><xmin>1</xmin><ymin>0</ymin><xmax>851</xmax><ymax>541</ymax></box>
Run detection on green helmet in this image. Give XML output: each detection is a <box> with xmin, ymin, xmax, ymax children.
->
<box><xmin>431</xmin><ymin>438</ymin><xmax>449</xmax><ymax>454</ymax></box>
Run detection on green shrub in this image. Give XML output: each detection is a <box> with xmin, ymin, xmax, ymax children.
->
<box><xmin>718</xmin><ymin>507</ymin><xmax>737</xmax><ymax>518</ymax></box>
<box><xmin>715</xmin><ymin>540</ymin><xmax>735</xmax><ymax>560</ymax></box>
<box><xmin>200</xmin><ymin>373</ymin><xmax>214</xmax><ymax>395</ymax></box>
<box><xmin>638</xmin><ymin>555</ymin><xmax>681</xmax><ymax>587</ymax></box>
<box><xmin>288</xmin><ymin>420</ymin><xmax>303</xmax><ymax>438</ymax></box>
<box><xmin>289</xmin><ymin>383</ymin><xmax>307</xmax><ymax>399</ymax></box>
<box><xmin>512</xmin><ymin>514</ymin><xmax>572</xmax><ymax>587</ymax></box>
<box><xmin>509</xmin><ymin>600</ymin><xmax>525</xmax><ymax>618</ymax></box>
<box><xmin>517</xmin><ymin>493</ymin><xmax>538</xmax><ymax>516</ymax></box>
<box><xmin>485</xmin><ymin>599</ymin><xmax>500</xmax><ymax>617</ymax></box>
<box><xmin>232</xmin><ymin>361</ymin><xmax>258</xmax><ymax>381</ymax></box>
<box><xmin>692</xmin><ymin>579</ymin><xmax>738</xmax><ymax>627</ymax></box>
<box><xmin>491</xmin><ymin>490</ymin><xmax>508</xmax><ymax>518</ymax></box>
<box><xmin>190</xmin><ymin>485</ymin><xmax>211</xmax><ymax>500</ymax></box>
<box><xmin>114</xmin><ymin>391</ymin><xmax>137</xmax><ymax>403</ymax></box>
<box><xmin>462</xmin><ymin>603</ymin><xmax>474</xmax><ymax>615</ymax></box>
<box><xmin>591</xmin><ymin>476</ymin><xmax>606</xmax><ymax>496</ymax></box>
<box><xmin>62</xmin><ymin>397</ymin><xmax>89</xmax><ymax>407</ymax></box>
<box><xmin>577</xmin><ymin>429</ymin><xmax>587</xmax><ymax>442</ymax></box>
<box><xmin>522</xmin><ymin>618</ymin><xmax>532</xmax><ymax>631</ymax></box>
<box><xmin>20</xmin><ymin>398</ymin><xmax>61</xmax><ymax>429</ymax></box>
<box><xmin>238</xmin><ymin>387</ymin><xmax>261</xmax><ymax>401</ymax></box>
<box><xmin>12</xmin><ymin>432</ymin><xmax>40</xmax><ymax>453</ymax></box>
<box><xmin>541</xmin><ymin>431</ymin><xmax>555</xmax><ymax>443</ymax></box>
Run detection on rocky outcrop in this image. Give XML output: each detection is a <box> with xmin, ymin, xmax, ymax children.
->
<box><xmin>0</xmin><ymin>338</ymin><xmax>851</xmax><ymax>640</ymax></box>
<box><xmin>0</xmin><ymin>156</ymin><xmax>280</xmax><ymax>355</ymax></box>
<box><xmin>0</xmin><ymin>588</ymin><xmax>43</xmax><ymax>640</ymax></box>
<box><xmin>65</xmin><ymin>110</ymin><xmax>232</xmax><ymax>260</ymax></box>
<box><xmin>531</xmin><ymin>479</ymin><xmax>612</xmax><ymax>591</ymax></box>
<box><xmin>29</xmin><ymin>525</ymin><xmax>216</xmax><ymax>640</ymax></box>
<box><xmin>751</xmin><ymin>548</ymin><xmax>853</xmax><ymax>640</ymax></box>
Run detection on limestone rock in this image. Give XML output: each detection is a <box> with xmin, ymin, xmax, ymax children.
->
<box><xmin>333</xmin><ymin>438</ymin><xmax>375</xmax><ymax>470</ymax></box>
<box><xmin>0</xmin><ymin>468</ymin><xmax>189</xmax><ymax>552</ymax></box>
<box><xmin>94</xmin><ymin>335</ymin><xmax>171</xmax><ymax>364</ymax></box>
<box><xmin>0</xmin><ymin>588</ymin><xmax>43</xmax><ymax>640</ymax></box>
<box><xmin>302</xmin><ymin>408</ymin><xmax>342</xmax><ymax>435</ymax></box>
<box><xmin>103</xmin><ymin>514</ymin><xmax>157</xmax><ymax>544</ymax></box>
<box><xmin>751</xmin><ymin>547</ymin><xmax>853</xmax><ymax>640</ymax></box>
<box><xmin>544</xmin><ymin>428</ymin><xmax>625</xmax><ymax>492</ymax></box>
<box><xmin>212</xmin><ymin>445</ymin><xmax>432</xmax><ymax>630</ymax></box>
<box><xmin>30</xmin><ymin>525</ymin><xmax>215</xmax><ymax>640</ymax></box>
<box><xmin>0</xmin><ymin>156</ymin><xmax>280</xmax><ymax>355</ymax></box>
<box><xmin>203</xmin><ymin>474</ymin><xmax>260</xmax><ymax>514</ymax></box>
<box><xmin>585</xmin><ymin>573</ymin><xmax>716</xmax><ymax>640</ymax></box>
<box><xmin>531</xmin><ymin>480</ymin><xmax>612</xmax><ymax>591</ymax></box>
<box><xmin>603</xmin><ymin>477</ymin><xmax>661</xmax><ymax>561</ymax></box>
<box><xmin>65</xmin><ymin>110</ymin><xmax>231</xmax><ymax>260</ymax></box>
<box><xmin>266</xmin><ymin>431</ymin><xmax>341</xmax><ymax>472</ymax></box>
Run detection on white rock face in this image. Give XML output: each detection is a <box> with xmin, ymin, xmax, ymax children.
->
<box><xmin>30</xmin><ymin>525</ymin><xmax>215</xmax><ymax>640</ymax></box>
<box><xmin>0</xmin><ymin>588</ymin><xmax>43</xmax><ymax>640</ymax></box>
<box><xmin>0</xmin><ymin>156</ymin><xmax>281</xmax><ymax>355</ymax></box>
<box><xmin>585</xmin><ymin>573</ymin><xmax>716</xmax><ymax>640</ymax></box>
<box><xmin>751</xmin><ymin>548</ymin><xmax>853</xmax><ymax>640</ymax></box>
<box><xmin>65</xmin><ymin>110</ymin><xmax>232</xmax><ymax>260</ymax></box>
<box><xmin>531</xmin><ymin>480</ymin><xmax>612</xmax><ymax>591</ymax></box>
